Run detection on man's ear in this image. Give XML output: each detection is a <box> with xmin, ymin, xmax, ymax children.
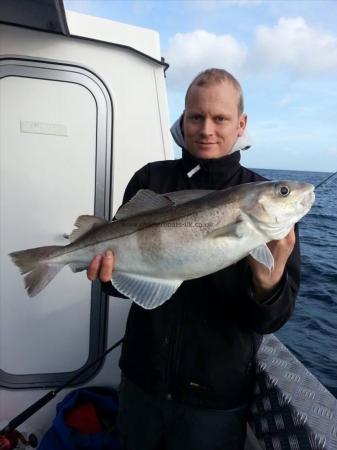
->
<box><xmin>180</xmin><ymin>112</ymin><xmax>185</xmax><ymax>137</ymax></box>
<box><xmin>238</xmin><ymin>113</ymin><xmax>247</xmax><ymax>137</ymax></box>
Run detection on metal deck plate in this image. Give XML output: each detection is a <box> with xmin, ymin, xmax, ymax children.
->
<box><xmin>249</xmin><ymin>334</ymin><xmax>337</xmax><ymax>449</ymax></box>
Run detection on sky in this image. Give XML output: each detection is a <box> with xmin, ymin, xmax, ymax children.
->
<box><xmin>64</xmin><ymin>0</ymin><xmax>337</xmax><ymax>172</ymax></box>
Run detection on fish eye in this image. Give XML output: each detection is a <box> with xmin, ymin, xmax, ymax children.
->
<box><xmin>278</xmin><ymin>185</ymin><xmax>290</xmax><ymax>197</ymax></box>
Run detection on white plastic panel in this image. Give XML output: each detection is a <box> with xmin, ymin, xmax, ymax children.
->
<box><xmin>0</xmin><ymin>76</ymin><xmax>96</xmax><ymax>374</ymax></box>
<box><xmin>65</xmin><ymin>10</ymin><xmax>161</xmax><ymax>60</ymax></box>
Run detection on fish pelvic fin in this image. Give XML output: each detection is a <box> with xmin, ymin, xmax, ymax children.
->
<box><xmin>249</xmin><ymin>244</ymin><xmax>275</xmax><ymax>272</ymax></box>
<box><xmin>111</xmin><ymin>271</ymin><xmax>182</xmax><ymax>309</ymax></box>
<box><xmin>9</xmin><ymin>245</ymin><xmax>64</xmax><ymax>297</ymax></box>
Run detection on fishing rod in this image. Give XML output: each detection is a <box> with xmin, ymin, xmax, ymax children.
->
<box><xmin>0</xmin><ymin>337</ymin><xmax>124</xmax><ymax>443</ymax></box>
<box><xmin>315</xmin><ymin>170</ymin><xmax>337</xmax><ymax>190</ymax></box>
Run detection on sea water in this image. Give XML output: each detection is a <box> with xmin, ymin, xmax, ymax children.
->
<box><xmin>255</xmin><ymin>168</ymin><xmax>337</xmax><ymax>398</ymax></box>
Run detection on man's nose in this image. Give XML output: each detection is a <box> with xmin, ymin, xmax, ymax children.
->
<box><xmin>199</xmin><ymin>118</ymin><xmax>214</xmax><ymax>137</ymax></box>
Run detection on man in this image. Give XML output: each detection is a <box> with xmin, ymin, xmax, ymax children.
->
<box><xmin>87</xmin><ymin>69</ymin><xmax>299</xmax><ymax>449</ymax></box>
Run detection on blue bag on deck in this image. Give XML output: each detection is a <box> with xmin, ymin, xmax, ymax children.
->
<box><xmin>38</xmin><ymin>387</ymin><xmax>120</xmax><ymax>450</ymax></box>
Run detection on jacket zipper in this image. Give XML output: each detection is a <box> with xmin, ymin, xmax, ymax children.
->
<box><xmin>166</xmin><ymin>303</ymin><xmax>185</xmax><ymax>399</ymax></box>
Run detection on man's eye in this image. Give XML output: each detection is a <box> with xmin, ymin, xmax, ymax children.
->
<box><xmin>215</xmin><ymin>116</ymin><xmax>225</xmax><ymax>123</ymax></box>
<box><xmin>190</xmin><ymin>115</ymin><xmax>202</xmax><ymax>122</ymax></box>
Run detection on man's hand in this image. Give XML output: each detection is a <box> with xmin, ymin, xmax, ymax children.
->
<box><xmin>87</xmin><ymin>250</ymin><xmax>115</xmax><ymax>282</ymax></box>
<box><xmin>247</xmin><ymin>228</ymin><xmax>295</xmax><ymax>301</ymax></box>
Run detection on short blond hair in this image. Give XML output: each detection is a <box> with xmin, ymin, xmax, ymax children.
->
<box><xmin>185</xmin><ymin>68</ymin><xmax>244</xmax><ymax>115</ymax></box>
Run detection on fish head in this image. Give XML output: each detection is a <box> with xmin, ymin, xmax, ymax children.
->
<box><xmin>243</xmin><ymin>180</ymin><xmax>315</xmax><ymax>239</ymax></box>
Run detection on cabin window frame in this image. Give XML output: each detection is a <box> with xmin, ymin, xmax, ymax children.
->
<box><xmin>0</xmin><ymin>57</ymin><xmax>113</xmax><ymax>389</ymax></box>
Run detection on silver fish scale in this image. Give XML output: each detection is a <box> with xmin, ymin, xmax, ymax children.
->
<box><xmin>249</xmin><ymin>334</ymin><xmax>337</xmax><ymax>449</ymax></box>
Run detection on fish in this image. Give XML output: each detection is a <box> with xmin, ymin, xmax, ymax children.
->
<box><xmin>9</xmin><ymin>180</ymin><xmax>315</xmax><ymax>309</ymax></box>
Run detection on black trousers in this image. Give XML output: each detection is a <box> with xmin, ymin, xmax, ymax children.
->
<box><xmin>118</xmin><ymin>376</ymin><xmax>247</xmax><ymax>450</ymax></box>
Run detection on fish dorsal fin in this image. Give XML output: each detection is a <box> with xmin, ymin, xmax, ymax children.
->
<box><xmin>116</xmin><ymin>189</ymin><xmax>215</xmax><ymax>220</ymax></box>
<box><xmin>115</xmin><ymin>189</ymin><xmax>175</xmax><ymax>220</ymax></box>
<box><xmin>249</xmin><ymin>244</ymin><xmax>275</xmax><ymax>271</ymax></box>
<box><xmin>111</xmin><ymin>271</ymin><xmax>182</xmax><ymax>309</ymax></box>
<box><xmin>69</xmin><ymin>215</ymin><xmax>108</xmax><ymax>243</ymax></box>
<box><xmin>164</xmin><ymin>189</ymin><xmax>214</xmax><ymax>205</ymax></box>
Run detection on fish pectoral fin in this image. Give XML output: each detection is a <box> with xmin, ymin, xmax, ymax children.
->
<box><xmin>111</xmin><ymin>272</ymin><xmax>182</xmax><ymax>309</ymax></box>
<box><xmin>209</xmin><ymin>220</ymin><xmax>245</xmax><ymax>239</ymax></box>
<box><xmin>115</xmin><ymin>190</ymin><xmax>175</xmax><ymax>220</ymax></box>
<box><xmin>69</xmin><ymin>215</ymin><xmax>108</xmax><ymax>243</ymax></box>
<box><xmin>249</xmin><ymin>244</ymin><xmax>275</xmax><ymax>271</ymax></box>
<box><xmin>69</xmin><ymin>262</ymin><xmax>88</xmax><ymax>273</ymax></box>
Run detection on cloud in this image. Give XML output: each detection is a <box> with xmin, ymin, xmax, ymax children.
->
<box><xmin>164</xmin><ymin>30</ymin><xmax>247</xmax><ymax>90</ymax></box>
<box><xmin>164</xmin><ymin>17</ymin><xmax>337</xmax><ymax>90</ymax></box>
<box><xmin>251</xmin><ymin>17</ymin><xmax>337</xmax><ymax>74</ymax></box>
<box><xmin>278</xmin><ymin>95</ymin><xmax>291</xmax><ymax>107</ymax></box>
<box><xmin>327</xmin><ymin>146</ymin><xmax>337</xmax><ymax>156</ymax></box>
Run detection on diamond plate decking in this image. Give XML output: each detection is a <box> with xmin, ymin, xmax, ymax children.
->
<box><xmin>249</xmin><ymin>334</ymin><xmax>337</xmax><ymax>450</ymax></box>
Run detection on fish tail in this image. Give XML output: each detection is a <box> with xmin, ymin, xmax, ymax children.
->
<box><xmin>9</xmin><ymin>245</ymin><xmax>64</xmax><ymax>297</ymax></box>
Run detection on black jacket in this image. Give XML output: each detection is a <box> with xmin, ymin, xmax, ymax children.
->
<box><xmin>103</xmin><ymin>150</ymin><xmax>300</xmax><ymax>409</ymax></box>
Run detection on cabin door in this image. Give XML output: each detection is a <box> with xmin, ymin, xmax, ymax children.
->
<box><xmin>0</xmin><ymin>59</ymin><xmax>112</xmax><ymax>412</ymax></box>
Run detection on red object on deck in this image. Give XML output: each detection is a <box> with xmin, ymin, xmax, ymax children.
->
<box><xmin>0</xmin><ymin>435</ymin><xmax>12</xmax><ymax>450</ymax></box>
<box><xmin>64</xmin><ymin>402</ymin><xmax>103</xmax><ymax>434</ymax></box>
<box><xmin>0</xmin><ymin>429</ymin><xmax>29</xmax><ymax>450</ymax></box>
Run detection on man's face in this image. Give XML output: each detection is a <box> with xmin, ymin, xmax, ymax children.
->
<box><xmin>183</xmin><ymin>82</ymin><xmax>247</xmax><ymax>159</ymax></box>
